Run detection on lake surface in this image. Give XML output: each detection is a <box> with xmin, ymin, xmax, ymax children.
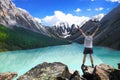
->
<box><xmin>0</xmin><ymin>43</ymin><xmax>120</xmax><ymax>79</ymax></box>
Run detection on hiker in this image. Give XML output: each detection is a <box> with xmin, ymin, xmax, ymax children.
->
<box><xmin>77</xmin><ymin>25</ymin><xmax>100</xmax><ymax>68</ymax></box>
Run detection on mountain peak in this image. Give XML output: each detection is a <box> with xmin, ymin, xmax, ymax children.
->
<box><xmin>0</xmin><ymin>0</ymin><xmax>49</xmax><ymax>36</ymax></box>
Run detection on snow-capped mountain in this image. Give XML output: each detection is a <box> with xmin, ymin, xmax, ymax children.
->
<box><xmin>48</xmin><ymin>22</ymin><xmax>78</xmax><ymax>38</ymax></box>
<box><xmin>48</xmin><ymin>14</ymin><xmax>104</xmax><ymax>38</ymax></box>
<box><xmin>48</xmin><ymin>20</ymin><xmax>90</xmax><ymax>38</ymax></box>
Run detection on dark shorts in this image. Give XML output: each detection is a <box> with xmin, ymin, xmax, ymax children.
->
<box><xmin>83</xmin><ymin>47</ymin><xmax>93</xmax><ymax>54</ymax></box>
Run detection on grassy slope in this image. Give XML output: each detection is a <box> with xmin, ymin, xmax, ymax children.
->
<box><xmin>0</xmin><ymin>25</ymin><xmax>70</xmax><ymax>52</ymax></box>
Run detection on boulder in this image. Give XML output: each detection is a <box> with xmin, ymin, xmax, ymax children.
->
<box><xmin>82</xmin><ymin>64</ymin><xmax>120</xmax><ymax>80</ymax></box>
<box><xmin>69</xmin><ymin>70</ymin><xmax>86</xmax><ymax>80</ymax></box>
<box><xmin>0</xmin><ymin>72</ymin><xmax>17</xmax><ymax>80</ymax></box>
<box><xmin>17</xmin><ymin>62</ymin><xmax>71</xmax><ymax>80</ymax></box>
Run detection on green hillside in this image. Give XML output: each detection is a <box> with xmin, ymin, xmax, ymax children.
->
<box><xmin>0</xmin><ymin>25</ymin><xmax>70</xmax><ymax>52</ymax></box>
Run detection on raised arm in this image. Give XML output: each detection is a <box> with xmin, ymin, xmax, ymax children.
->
<box><xmin>77</xmin><ymin>25</ymin><xmax>85</xmax><ymax>37</ymax></box>
<box><xmin>92</xmin><ymin>25</ymin><xmax>100</xmax><ymax>36</ymax></box>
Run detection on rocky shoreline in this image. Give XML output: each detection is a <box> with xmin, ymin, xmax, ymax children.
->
<box><xmin>0</xmin><ymin>62</ymin><xmax>120</xmax><ymax>80</ymax></box>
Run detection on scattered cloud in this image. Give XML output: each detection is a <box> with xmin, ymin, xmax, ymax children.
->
<box><xmin>106</xmin><ymin>0</ymin><xmax>120</xmax><ymax>3</ymax></box>
<box><xmin>92</xmin><ymin>13</ymin><xmax>105</xmax><ymax>21</ymax></box>
<box><xmin>74</xmin><ymin>8</ymin><xmax>81</xmax><ymax>12</ymax></box>
<box><xmin>42</xmin><ymin>11</ymin><xmax>90</xmax><ymax>26</ymax></box>
<box><xmin>95</xmin><ymin>7</ymin><xmax>104</xmax><ymax>11</ymax></box>
<box><xmin>87</xmin><ymin>8</ymin><xmax>92</xmax><ymax>11</ymax></box>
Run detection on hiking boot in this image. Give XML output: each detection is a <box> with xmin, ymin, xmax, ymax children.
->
<box><xmin>81</xmin><ymin>64</ymin><xmax>85</xmax><ymax>69</ymax></box>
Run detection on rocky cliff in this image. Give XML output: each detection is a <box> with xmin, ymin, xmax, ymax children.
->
<box><xmin>0</xmin><ymin>0</ymin><xmax>49</xmax><ymax>36</ymax></box>
<box><xmin>93</xmin><ymin>4</ymin><xmax>120</xmax><ymax>50</ymax></box>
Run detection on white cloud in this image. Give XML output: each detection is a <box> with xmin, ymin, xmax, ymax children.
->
<box><xmin>42</xmin><ymin>11</ymin><xmax>90</xmax><ymax>26</ymax></box>
<box><xmin>74</xmin><ymin>8</ymin><xmax>81</xmax><ymax>12</ymax></box>
<box><xmin>34</xmin><ymin>17</ymin><xmax>41</xmax><ymax>23</ymax></box>
<box><xmin>87</xmin><ymin>8</ymin><xmax>91</xmax><ymax>11</ymax></box>
<box><xmin>95</xmin><ymin>7</ymin><xmax>104</xmax><ymax>11</ymax></box>
<box><xmin>92</xmin><ymin>13</ymin><xmax>105</xmax><ymax>21</ymax></box>
<box><xmin>106</xmin><ymin>0</ymin><xmax>120</xmax><ymax>3</ymax></box>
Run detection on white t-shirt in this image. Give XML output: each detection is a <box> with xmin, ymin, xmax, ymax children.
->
<box><xmin>84</xmin><ymin>35</ymin><xmax>93</xmax><ymax>48</ymax></box>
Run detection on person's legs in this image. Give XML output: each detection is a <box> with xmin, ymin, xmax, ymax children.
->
<box><xmin>82</xmin><ymin>54</ymin><xmax>87</xmax><ymax>65</ymax></box>
<box><xmin>81</xmin><ymin>54</ymin><xmax>87</xmax><ymax>69</ymax></box>
<box><xmin>90</xmin><ymin>54</ymin><xmax>94</xmax><ymax>67</ymax></box>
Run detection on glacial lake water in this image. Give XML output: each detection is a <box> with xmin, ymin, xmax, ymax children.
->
<box><xmin>0</xmin><ymin>43</ymin><xmax>120</xmax><ymax>79</ymax></box>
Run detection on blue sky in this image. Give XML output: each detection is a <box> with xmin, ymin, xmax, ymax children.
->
<box><xmin>13</xmin><ymin>0</ymin><xmax>119</xmax><ymax>26</ymax></box>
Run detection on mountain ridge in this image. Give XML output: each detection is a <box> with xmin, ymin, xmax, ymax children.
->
<box><xmin>65</xmin><ymin>4</ymin><xmax>120</xmax><ymax>50</ymax></box>
<box><xmin>0</xmin><ymin>0</ymin><xmax>49</xmax><ymax>36</ymax></box>
<box><xmin>0</xmin><ymin>0</ymin><xmax>71</xmax><ymax>51</ymax></box>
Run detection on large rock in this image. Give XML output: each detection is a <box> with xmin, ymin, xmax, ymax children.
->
<box><xmin>69</xmin><ymin>70</ymin><xmax>86</xmax><ymax>80</ymax></box>
<box><xmin>0</xmin><ymin>72</ymin><xmax>17</xmax><ymax>80</ymax></box>
<box><xmin>82</xmin><ymin>64</ymin><xmax>120</xmax><ymax>80</ymax></box>
<box><xmin>0</xmin><ymin>0</ymin><xmax>49</xmax><ymax>36</ymax></box>
<box><xmin>17</xmin><ymin>62</ymin><xmax>71</xmax><ymax>80</ymax></box>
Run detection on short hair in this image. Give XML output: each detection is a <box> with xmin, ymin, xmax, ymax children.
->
<box><xmin>86</xmin><ymin>31</ymin><xmax>90</xmax><ymax>35</ymax></box>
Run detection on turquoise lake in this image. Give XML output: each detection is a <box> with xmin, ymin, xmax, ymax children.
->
<box><xmin>0</xmin><ymin>43</ymin><xmax>120</xmax><ymax>79</ymax></box>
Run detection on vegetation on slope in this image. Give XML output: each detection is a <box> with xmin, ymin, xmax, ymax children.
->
<box><xmin>0</xmin><ymin>25</ymin><xmax>70</xmax><ymax>52</ymax></box>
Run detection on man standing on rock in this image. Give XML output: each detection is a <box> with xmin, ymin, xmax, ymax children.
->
<box><xmin>77</xmin><ymin>25</ymin><xmax>100</xmax><ymax>68</ymax></box>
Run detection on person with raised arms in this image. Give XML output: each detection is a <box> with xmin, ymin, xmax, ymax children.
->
<box><xmin>77</xmin><ymin>24</ymin><xmax>100</xmax><ymax>68</ymax></box>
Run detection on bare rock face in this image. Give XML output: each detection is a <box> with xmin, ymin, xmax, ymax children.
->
<box><xmin>0</xmin><ymin>0</ymin><xmax>49</xmax><ymax>36</ymax></box>
<box><xmin>82</xmin><ymin>64</ymin><xmax>120</xmax><ymax>80</ymax></box>
<box><xmin>0</xmin><ymin>72</ymin><xmax>17</xmax><ymax>80</ymax></box>
<box><xmin>93</xmin><ymin>4</ymin><xmax>120</xmax><ymax>50</ymax></box>
<box><xmin>17</xmin><ymin>62</ymin><xmax>71</xmax><ymax>80</ymax></box>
